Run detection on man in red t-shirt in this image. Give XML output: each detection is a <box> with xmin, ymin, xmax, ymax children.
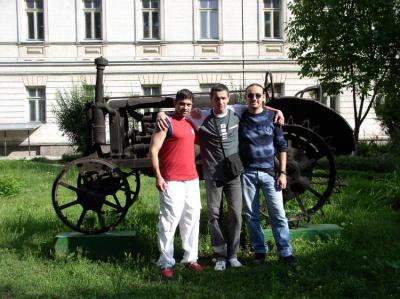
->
<box><xmin>149</xmin><ymin>89</ymin><xmax>204</xmax><ymax>278</ymax></box>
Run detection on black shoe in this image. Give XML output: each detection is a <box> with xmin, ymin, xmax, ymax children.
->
<box><xmin>279</xmin><ymin>255</ymin><xmax>297</xmax><ymax>268</ymax></box>
<box><xmin>253</xmin><ymin>253</ymin><xmax>266</xmax><ymax>264</ymax></box>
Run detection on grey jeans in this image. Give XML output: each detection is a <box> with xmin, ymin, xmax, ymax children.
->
<box><xmin>205</xmin><ymin>176</ymin><xmax>242</xmax><ymax>261</ymax></box>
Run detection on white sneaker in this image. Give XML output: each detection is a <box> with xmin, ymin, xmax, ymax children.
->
<box><xmin>214</xmin><ymin>260</ymin><xmax>226</xmax><ymax>271</ymax></box>
<box><xmin>229</xmin><ymin>258</ymin><xmax>242</xmax><ymax>268</ymax></box>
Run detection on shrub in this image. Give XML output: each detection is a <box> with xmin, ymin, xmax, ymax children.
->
<box><xmin>373</xmin><ymin>171</ymin><xmax>400</xmax><ymax>210</ymax></box>
<box><xmin>374</xmin><ymin>89</ymin><xmax>400</xmax><ymax>145</ymax></box>
<box><xmin>0</xmin><ymin>175</ymin><xmax>22</xmax><ymax>197</ymax></box>
<box><xmin>53</xmin><ymin>82</ymin><xmax>95</xmax><ymax>155</ymax></box>
<box><xmin>335</xmin><ymin>155</ymin><xmax>400</xmax><ymax>172</ymax></box>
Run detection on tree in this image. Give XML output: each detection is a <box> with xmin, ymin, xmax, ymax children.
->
<box><xmin>374</xmin><ymin>80</ymin><xmax>400</xmax><ymax>145</ymax></box>
<box><xmin>53</xmin><ymin>82</ymin><xmax>95</xmax><ymax>155</ymax></box>
<box><xmin>286</xmin><ymin>0</ymin><xmax>400</xmax><ymax>143</ymax></box>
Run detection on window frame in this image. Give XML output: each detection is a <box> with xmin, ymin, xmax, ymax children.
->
<box><xmin>322</xmin><ymin>94</ymin><xmax>340</xmax><ymax>112</ymax></box>
<box><xmin>142</xmin><ymin>85</ymin><xmax>161</xmax><ymax>96</ymax></box>
<box><xmin>195</xmin><ymin>0</ymin><xmax>221</xmax><ymax>41</ymax></box>
<box><xmin>142</xmin><ymin>0</ymin><xmax>161</xmax><ymax>40</ymax></box>
<box><xmin>27</xmin><ymin>87</ymin><xmax>46</xmax><ymax>123</ymax></box>
<box><xmin>83</xmin><ymin>0</ymin><xmax>102</xmax><ymax>40</ymax></box>
<box><xmin>199</xmin><ymin>0</ymin><xmax>219</xmax><ymax>40</ymax></box>
<box><xmin>260</xmin><ymin>0</ymin><xmax>284</xmax><ymax>40</ymax></box>
<box><xmin>26</xmin><ymin>0</ymin><xmax>44</xmax><ymax>41</ymax></box>
<box><xmin>273</xmin><ymin>83</ymin><xmax>284</xmax><ymax>98</ymax></box>
<box><xmin>199</xmin><ymin>83</ymin><xmax>215</xmax><ymax>93</ymax></box>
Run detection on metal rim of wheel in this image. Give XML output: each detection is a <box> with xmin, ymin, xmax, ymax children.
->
<box><xmin>281</xmin><ymin>124</ymin><xmax>336</xmax><ymax>223</ymax></box>
<box><xmin>52</xmin><ymin>158</ymin><xmax>135</xmax><ymax>234</ymax></box>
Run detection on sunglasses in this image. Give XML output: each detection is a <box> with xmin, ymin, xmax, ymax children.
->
<box><xmin>246</xmin><ymin>93</ymin><xmax>263</xmax><ymax>99</ymax></box>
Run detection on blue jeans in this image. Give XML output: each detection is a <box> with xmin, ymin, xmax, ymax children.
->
<box><xmin>241</xmin><ymin>169</ymin><xmax>292</xmax><ymax>257</ymax></box>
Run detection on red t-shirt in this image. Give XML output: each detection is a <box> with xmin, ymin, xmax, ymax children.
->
<box><xmin>159</xmin><ymin>116</ymin><xmax>198</xmax><ymax>181</ymax></box>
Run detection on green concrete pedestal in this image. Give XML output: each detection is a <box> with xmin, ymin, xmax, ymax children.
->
<box><xmin>263</xmin><ymin>224</ymin><xmax>343</xmax><ymax>242</ymax></box>
<box><xmin>54</xmin><ymin>231</ymin><xmax>137</xmax><ymax>260</ymax></box>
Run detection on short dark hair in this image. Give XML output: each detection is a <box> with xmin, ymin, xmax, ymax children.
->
<box><xmin>176</xmin><ymin>89</ymin><xmax>194</xmax><ymax>102</ymax></box>
<box><xmin>210</xmin><ymin>83</ymin><xmax>229</xmax><ymax>98</ymax></box>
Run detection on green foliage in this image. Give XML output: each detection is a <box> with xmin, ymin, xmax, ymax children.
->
<box><xmin>335</xmin><ymin>140</ymin><xmax>400</xmax><ymax>172</ymax></box>
<box><xmin>374</xmin><ymin>91</ymin><xmax>400</xmax><ymax>144</ymax></box>
<box><xmin>286</xmin><ymin>0</ymin><xmax>400</xmax><ymax>142</ymax></box>
<box><xmin>0</xmin><ymin>175</ymin><xmax>22</xmax><ymax>197</ymax></box>
<box><xmin>372</xmin><ymin>171</ymin><xmax>400</xmax><ymax>210</ymax></box>
<box><xmin>53</xmin><ymin>82</ymin><xmax>95</xmax><ymax>155</ymax></box>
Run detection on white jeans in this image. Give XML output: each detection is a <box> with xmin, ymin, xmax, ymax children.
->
<box><xmin>156</xmin><ymin>179</ymin><xmax>202</xmax><ymax>268</ymax></box>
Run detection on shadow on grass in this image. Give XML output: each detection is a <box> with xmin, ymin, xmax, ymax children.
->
<box><xmin>0</xmin><ymin>215</ymin><xmax>64</xmax><ymax>258</ymax></box>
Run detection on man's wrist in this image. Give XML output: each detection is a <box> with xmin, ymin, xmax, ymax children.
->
<box><xmin>280</xmin><ymin>170</ymin><xmax>287</xmax><ymax>175</ymax></box>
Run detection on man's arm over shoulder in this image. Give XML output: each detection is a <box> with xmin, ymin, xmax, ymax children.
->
<box><xmin>229</xmin><ymin>104</ymin><xmax>247</xmax><ymax>117</ymax></box>
<box><xmin>187</xmin><ymin>109</ymin><xmax>210</xmax><ymax>131</ymax></box>
<box><xmin>264</xmin><ymin>105</ymin><xmax>285</xmax><ymax>125</ymax></box>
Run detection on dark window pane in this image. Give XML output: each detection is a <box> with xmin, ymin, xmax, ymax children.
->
<box><xmin>85</xmin><ymin>12</ymin><xmax>91</xmax><ymax>38</ymax></box>
<box><xmin>210</xmin><ymin>11</ymin><xmax>218</xmax><ymax>39</ymax></box>
<box><xmin>143</xmin><ymin>12</ymin><xmax>149</xmax><ymax>38</ymax></box>
<box><xmin>39</xmin><ymin>100</ymin><xmax>46</xmax><ymax>122</ymax></box>
<box><xmin>200</xmin><ymin>11</ymin><xmax>207</xmax><ymax>38</ymax></box>
<box><xmin>84</xmin><ymin>0</ymin><xmax>92</xmax><ymax>9</ymax></box>
<box><xmin>200</xmin><ymin>0</ymin><xmax>208</xmax><ymax>9</ymax></box>
<box><xmin>264</xmin><ymin>0</ymin><xmax>272</xmax><ymax>8</ymax></box>
<box><xmin>26</xmin><ymin>0</ymin><xmax>34</xmax><ymax>9</ymax></box>
<box><xmin>143</xmin><ymin>87</ymin><xmax>151</xmax><ymax>96</ymax></box>
<box><xmin>142</xmin><ymin>0</ymin><xmax>149</xmax><ymax>8</ymax></box>
<box><xmin>151</xmin><ymin>0</ymin><xmax>159</xmax><ymax>8</ymax></box>
<box><xmin>38</xmin><ymin>88</ymin><xmax>45</xmax><ymax>98</ymax></box>
<box><xmin>153</xmin><ymin>87</ymin><xmax>161</xmax><ymax>95</ymax></box>
<box><xmin>210</xmin><ymin>0</ymin><xmax>218</xmax><ymax>9</ymax></box>
<box><xmin>37</xmin><ymin>12</ymin><xmax>44</xmax><ymax>40</ymax></box>
<box><xmin>94</xmin><ymin>12</ymin><xmax>101</xmax><ymax>38</ymax></box>
<box><xmin>273</xmin><ymin>0</ymin><xmax>280</xmax><ymax>9</ymax></box>
<box><xmin>264</xmin><ymin>12</ymin><xmax>271</xmax><ymax>37</ymax></box>
<box><xmin>94</xmin><ymin>0</ymin><xmax>101</xmax><ymax>8</ymax></box>
<box><xmin>152</xmin><ymin>12</ymin><xmax>159</xmax><ymax>38</ymax></box>
<box><xmin>36</xmin><ymin>0</ymin><xmax>43</xmax><ymax>9</ymax></box>
<box><xmin>29</xmin><ymin>100</ymin><xmax>36</xmax><ymax>121</ymax></box>
<box><xmin>28</xmin><ymin>89</ymin><xmax>35</xmax><ymax>98</ymax></box>
<box><xmin>273</xmin><ymin>11</ymin><xmax>280</xmax><ymax>37</ymax></box>
<box><xmin>28</xmin><ymin>13</ymin><xmax>35</xmax><ymax>39</ymax></box>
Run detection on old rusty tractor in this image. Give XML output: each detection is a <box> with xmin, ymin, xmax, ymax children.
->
<box><xmin>51</xmin><ymin>57</ymin><xmax>355</xmax><ymax>234</ymax></box>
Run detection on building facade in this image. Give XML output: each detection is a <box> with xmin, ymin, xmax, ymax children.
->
<box><xmin>0</xmin><ymin>0</ymin><xmax>385</xmax><ymax>157</ymax></box>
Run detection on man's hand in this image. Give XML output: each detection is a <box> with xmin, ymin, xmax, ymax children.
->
<box><xmin>277</xmin><ymin>173</ymin><xmax>287</xmax><ymax>191</ymax></box>
<box><xmin>156</xmin><ymin>175</ymin><xmax>167</xmax><ymax>192</ymax></box>
<box><xmin>156</xmin><ymin>112</ymin><xmax>169</xmax><ymax>131</ymax></box>
<box><xmin>190</xmin><ymin>108</ymin><xmax>202</xmax><ymax>119</ymax></box>
<box><xmin>274</xmin><ymin>110</ymin><xmax>285</xmax><ymax>125</ymax></box>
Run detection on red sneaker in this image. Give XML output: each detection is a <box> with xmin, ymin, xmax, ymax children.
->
<box><xmin>160</xmin><ymin>267</ymin><xmax>174</xmax><ymax>278</ymax></box>
<box><xmin>185</xmin><ymin>262</ymin><xmax>204</xmax><ymax>272</ymax></box>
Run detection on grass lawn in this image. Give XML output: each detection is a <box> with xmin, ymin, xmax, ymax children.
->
<box><xmin>0</xmin><ymin>159</ymin><xmax>399</xmax><ymax>298</ymax></box>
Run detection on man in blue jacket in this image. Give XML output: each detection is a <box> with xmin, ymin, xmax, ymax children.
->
<box><xmin>239</xmin><ymin>83</ymin><xmax>296</xmax><ymax>266</ymax></box>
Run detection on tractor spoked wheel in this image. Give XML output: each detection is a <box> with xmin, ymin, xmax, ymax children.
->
<box><xmin>52</xmin><ymin>158</ymin><xmax>133</xmax><ymax>234</ymax></box>
<box><xmin>281</xmin><ymin>124</ymin><xmax>336</xmax><ymax>223</ymax></box>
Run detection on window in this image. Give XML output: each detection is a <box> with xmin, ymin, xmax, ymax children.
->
<box><xmin>322</xmin><ymin>94</ymin><xmax>340</xmax><ymax>112</ymax></box>
<box><xmin>27</xmin><ymin>87</ymin><xmax>46</xmax><ymax>122</ymax></box>
<box><xmin>143</xmin><ymin>85</ymin><xmax>161</xmax><ymax>96</ymax></box>
<box><xmin>84</xmin><ymin>0</ymin><xmax>102</xmax><ymax>39</ymax></box>
<box><xmin>274</xmin><ymin>83</ymin><xmax>284</xmax><ymax>97</ymax></box>
<box><xmin>199</xmin><ymin>0</ymin><xmax>218</xmax><ymax>39</ymax></box>
<box><xmin>199</xmin><ymin>84</ymin><xmax>214</xmax><ymax>93</ymax></box>
<box><xmin>142</xmin><ymin>0</ymin><xmax>160</xmax><ymax>39</ymax></box>
<box><xmin>263</xmin><ymin>0</ymin><xmax>281</xmax><ymax>38</ymax></box>
<box><xmin>26</xmin><ymin>0</ymin><xmax>44</xmax><ymax>40</ymax></box>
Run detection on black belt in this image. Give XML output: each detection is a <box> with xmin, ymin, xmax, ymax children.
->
<box><xmin>249</xmin><ymin>167</ymin><xmax>276</xmax><ymax>176</ymax></box>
